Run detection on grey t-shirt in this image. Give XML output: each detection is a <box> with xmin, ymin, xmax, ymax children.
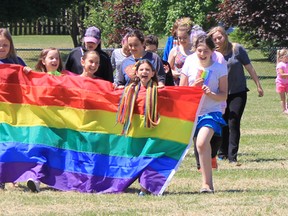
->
<box><xmin>111</xmin><ymin>48</ymin><xmax>130</xmax><ymax>84</ymax></box>
<box><xmin>224</xmin><ymin>43</ymin><xmax>250</xmax><ymax>95</ymax></box>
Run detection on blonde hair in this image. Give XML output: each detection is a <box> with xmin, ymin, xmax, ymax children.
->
<box><xmin>208</xmin><ymin>26</ymin><xmax>232</xmax><ymax>55</ymax></box>
<box><xmin>170</xmin><ymin>17</ymin><xmax>193</xmax><ymax>37</ymax></box>
<box><xmin>35</xmin><ymin>47</ymin><xmax>63</xmax><ymax>72</ymax></box>
<box><xmin>277</xmin><ymin>48</ymin><xmax>288</xmax><ymax>63</ymax></box>
<box><xmin>178</xmin><ymin>17</ymin><xmax>193</xmax><ymax>34</ymax></box>
<box><xmin>178</xmin><ymin>17</ymin><xmax>193</xmax><ymax>29</ymax></box>
<box><xmin>0</xmin><ymin>28</ymin><xmax>19</xmax><ymax>63</ymax></box>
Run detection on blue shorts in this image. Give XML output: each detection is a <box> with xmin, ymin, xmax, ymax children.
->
<box><xmin>194</xmin><ymin>112</ymin><xmax>227</xmax><ymax>137</ymax></box>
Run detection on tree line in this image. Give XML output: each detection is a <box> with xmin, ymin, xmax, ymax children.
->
<box><xmin>0</xmin><ymin>0</ymin><xmax>287</xmax><ymax>48</ymax></box>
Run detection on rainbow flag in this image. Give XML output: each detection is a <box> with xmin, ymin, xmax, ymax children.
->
<box><xmin>197</xmin><ymin>68</ymin><xmax>211</xmax><ymax>85</ymax></box>
<box><xmin>0</xmin><ymin>64</ymin><xmax>203</xmax><ymax>195</ymax></box>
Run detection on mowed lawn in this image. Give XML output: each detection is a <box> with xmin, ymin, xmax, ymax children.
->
<box><xmin>1</xmin><ymin>78</ymin><xmax>287</xmax><ymax>216</ymax></box>
<box><xmin>13</xmin><ymin>35</ymin><xmax>168</xmax><ymax>49</ymax></box>
<box><xmin>1</xmin><ymin>35</ymin><xmax>287</xmax><ymax>215</ymax></box>
<box><xmin>13</xmin><ymin>35</ymin><xmax>74</xmax><ymax>49</ymax></box>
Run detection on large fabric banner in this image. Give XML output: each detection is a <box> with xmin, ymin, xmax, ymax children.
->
<box><xmin>0</xmin><ymin>64</ymin><xmax>203</xmax><ymax>195</ymax></box>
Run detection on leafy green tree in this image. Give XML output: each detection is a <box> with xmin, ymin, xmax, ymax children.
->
<box><xmin>85</xmin><ymin>0</ymin><xmax>144</xmax><ymax>47</ymax></box>
<box><xmin>213</xmin><ymin>0</ymin><xmax>288</xmax><ymax>47</ymax></box>
<box><xmin>85</xmin><ymin>0</ymin><xmax>221</xmax><ymax>46</ymax></box>
<box><xmin>84</xmin><ymin>1</ymin><xmax>115</xmax><ymax>47</ymax></box>
<box><xmin>141</xmin><ymin>0</ymin><xmax>221</xmax><ymax>36</ymax></box>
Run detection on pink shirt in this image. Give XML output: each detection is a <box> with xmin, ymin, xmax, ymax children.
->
<box><xmin>276</xmin><ymin>62</ymin><xmax>288</xmax><ymax>84</ymax></box>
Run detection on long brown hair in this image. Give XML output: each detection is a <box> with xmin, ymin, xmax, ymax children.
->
<box><xmin>35</xmin><ymin>47</ymin><xmax>63</xmax><ymax>72</ymax></box>
<box><xmin>0</xmin><ymin>28</ymin><xmax>19</xmax><ymax>63</ymax></box>
<box><xmin>208</xmin><ymin>26</ymin><xmax>232</xmax><ymax>55</ymax></box>
<box><xmin>134</xmin><ymin>59</ymin><xmax>158</xmax><ymax>84</ymax></box>
<box><xmin>116</xmin><ymin>59</ymin><xmax>160</xmax><ymax>135</ymax></box>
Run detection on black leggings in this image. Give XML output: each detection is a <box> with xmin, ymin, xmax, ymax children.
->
<box><xmin>219</xmin><ymin>91</ymin><xmax>247</xmax><ymax>162</ymax></box>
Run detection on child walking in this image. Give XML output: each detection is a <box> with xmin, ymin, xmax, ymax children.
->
<box><xmin>0</xmin><ymin>28</ymin><xmax>26</xmax><ymax>66</ymax></box>
<box><xmin>26</xmin><ymin>47</ymin><xmax>77</xmax><ymax>193</ymax></box>
<box><xmin>116</xmin><ymin>59</ymin><xmax>160</xmax><ymax>195</ymax></box>
<box><xmin>275</xmin><ymin>48</ymin><xmax>288</xmax><ymax>113</ymax></box>
<box><xmin>0</xmin><ymin>28</ymin><xmax>28</xmax><ymax>190</ymax></box>
<box><xmin>180</xmin><ymin>35</ymin><xmax>228</xmax><ymax>193</ymax></box>
<box><xmin>168</xmin><ymin>18</ymin><xmax>193</xmax><ymax>86</ymax></box>
<box><xmin>111</xmin><ymin>33</ymin><xmax>130</xmax><ymax>84</ymax></box>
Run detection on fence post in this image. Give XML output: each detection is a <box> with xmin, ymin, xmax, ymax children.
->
<box><xmin>13</xmin><ymin>22</ymin><xmax>18</xmax><ymax>35</ymax></box>
<box><xmin>24</xmin><ymin>20</ymin><xmax>27</xmax><ymax>35</ymax></box>
<box><xmin>19</xmin><ymin>22</ymin><xmax>23</xmax><ymax>35</ymax></box>
<box><xmin>37</xmin><ymin>20</ymin><xmax>41</xmax><ymax>35</ymax></box>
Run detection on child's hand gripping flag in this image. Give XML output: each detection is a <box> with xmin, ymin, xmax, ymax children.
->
<box><xmin>196</xmin><ymin>68</ymin><xmax>211</xmax><ymax>85</ymax></box>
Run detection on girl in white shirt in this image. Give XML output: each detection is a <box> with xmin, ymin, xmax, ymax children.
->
<box><xmin>180</xmin><ymin>35</ymin><xmax>228</xmax><ymax>193</ymax></box>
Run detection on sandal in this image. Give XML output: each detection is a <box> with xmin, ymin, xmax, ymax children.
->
<box><xmin>200</xmin><ymin>188</ymin><xmax>214</xmax><ymax>194</ymax></box>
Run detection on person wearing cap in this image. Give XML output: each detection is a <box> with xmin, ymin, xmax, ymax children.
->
<box><xmin>65</xmin><ymin>26</ymin><xmax>113</xmax><ymax>83</ymax></box>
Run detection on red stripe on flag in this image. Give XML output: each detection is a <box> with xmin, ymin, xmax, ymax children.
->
<box><xmin>0</xmin><ymin>64</ymin><xmax>203</xmax><ymax>121</ymax></box>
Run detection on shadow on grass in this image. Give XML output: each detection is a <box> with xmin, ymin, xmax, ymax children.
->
<box><xmin>246</xmin><ymin>157</ymin><xmax>286</xmax><ymax>163</ymax></box>
<box><xmin>9</xmin><ymin>184</ymin><xmax>65</xmax><ymax>193</ymax></box>
<box><xmin>38</xmin><ymin>186</ymin><xmax>60</xmax><ymax>192</ymax></box>
<box><xmin>216</xmin><ymin>189</ymin><xmax>245</xmax><ymax>193</ymax></box>
<box><xmin>236</xmin><ymin>153</ymin><xmax>286</xmax><ymax>163</ymax></box>
<box><xmin>124</xmin><ymin>187</ymin><xmax>140</xmax><ymax>194</ymax></box>
<box><xmin>157</xmin><ymin>190</ymin><xmax>247</xmax><ymax>195</ymax></box>
<box><xmin>124</xmin><ymin>187</ymin><xmax>200</xmax><ymax>196</ymax></box>
<box><xmin>164</xmin><ymin>191</ymin><xmax>201</xmax><ymax>195</ymax></box>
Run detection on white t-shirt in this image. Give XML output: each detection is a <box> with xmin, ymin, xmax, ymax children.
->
<box><xmin>182</xmin><ymin>54</ymin><xmax>228</xmax><ymax>116</ymax></box>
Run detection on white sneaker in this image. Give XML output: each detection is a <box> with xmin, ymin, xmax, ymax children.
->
<box><xmin>27</xmin><ymin>178</ymin><xmax>40</xmax><ymax>192</ymax></box>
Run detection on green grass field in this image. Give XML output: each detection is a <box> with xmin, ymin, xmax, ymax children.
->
<box><xmin>13</xmin><ymin>35</ymin><xmax>167</xmax><ymax>49</ymax></box>
<box><xmin>13</xmin><ymin>35</ymin><xmax>74</xmax><ymax>49</ymax></box>
<box><xmin>1</xmin><ymin>79</ymin><xmax>287</xmax><ymax>216</ymax></box>
<box><xmin>1</xmin><ymin>36</ymin><xmax>287</xmax><ymax>216</ymax></box>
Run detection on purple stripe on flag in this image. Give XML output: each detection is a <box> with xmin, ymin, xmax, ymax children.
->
<box><xmin>0</xmin><ymin>162</ymin><xmax>166</xmax><ymax>194</ymax></box>
<box><xmin>139</xmin><ymin>166</ymin><xmax>167</xmax><ymax>195</ymax></box>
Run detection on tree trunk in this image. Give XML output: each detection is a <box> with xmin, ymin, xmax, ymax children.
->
<box><xmin>70</xmin><ymin>9</ymin><xmax>80</xmax><ymax>47</ymax></box>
